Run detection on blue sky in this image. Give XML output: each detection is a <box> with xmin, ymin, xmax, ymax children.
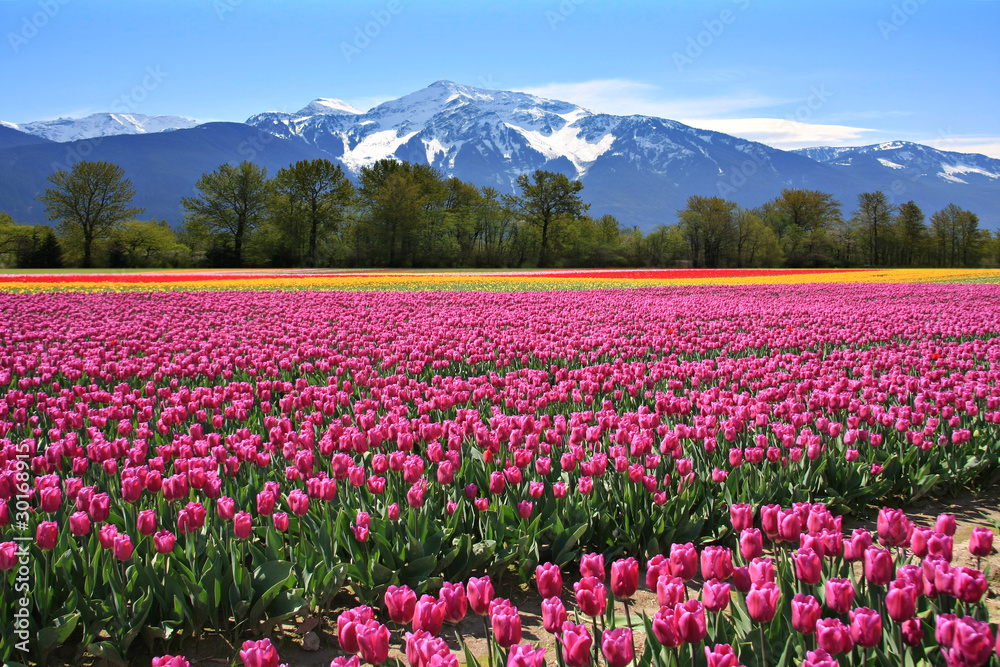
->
<box><xmin>2</xmin><ymin>0</ymin><xmax>998</xmax><ymax>156</ymax></box>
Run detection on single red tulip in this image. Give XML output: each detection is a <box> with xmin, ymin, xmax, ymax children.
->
<box><xmin>69</xmin><ymin>510</ymin><xmax>91</xmax><ymax>537</ymax></box>
<box><xmin>234</xmin><ymin>511</ymin><xmax>252</xmax><ymax>539</ymax></box>
<box><xmin>729</xmin><ymin>503</ymin><xmax>752</xmax><ymax>532</ymax></box>
<box><xmin>793</xmin><ymin>547</ymin><xmax>822</xmax><ymax>585</ymax></box>
<box><xmin>704</xmin><ymin>644</ymin><xmax>741</xmax><ymax>667</ymax></box>
<box><xmin>153</xmin><ymin>529</ymin><xmax>176</xmax><ymax>554</ymax></box>
<box><xmin>669</xmin><ymin>542</ymin><xmax>698</xmax><ymax>581</ymax></box>
<box><xmin>580</xmin><ymin>553</ymin><xmax>605</xmax><ymax>581</ymax></box>
<box><xmin>801</xmin><ymin>649</ymin><xmax>839</xmax><ymax>667</ymax></box>
<box><xmin>969</xmin><ymin>527</ymin><xmax>994</xmax><ymax>557</ymax></box>
<box><xmin>864</xmin><ymin>546</ymin><xmax>894</xmax><ymax>586</ymax></box>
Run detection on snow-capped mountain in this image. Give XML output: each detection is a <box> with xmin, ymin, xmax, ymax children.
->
<box><xmin>248</xmin><ymin>80</ymin><xmax>770</xmax><ymax>181</ymax></box>
<box><xmin>794</xmin><ymin>141</ymin><xmax>1000</xmax><ymax>186</ymax></box>
<box><xmin>12</xmin><ymin>112</ymin><xmax>198</xmax><ymax>143</ymax></box>
<box><xmin>1</xmin><ymin>81</ymin><xmax>998</xmax><ymax>228</ymax></box>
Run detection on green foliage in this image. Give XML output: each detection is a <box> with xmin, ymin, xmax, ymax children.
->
<box><xmin>181</xmin><ymin>161</ymin><xmax>272</xmax><ymax>267</ymax></box>
<box><xmin>37</xmin><ymin>161</ymin><xmax>143</xmax><ymax>268</ymax></box>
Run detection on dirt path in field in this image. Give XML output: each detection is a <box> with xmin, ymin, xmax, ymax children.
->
<box><xmin>146</xmin><ymin>485</ymin><xmax>1000</xmax><ymax>667</ymax></box>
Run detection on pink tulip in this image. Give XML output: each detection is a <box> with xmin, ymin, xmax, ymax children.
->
<box><xmin>793</xmin><ymin>547</ymin><xmax>822</xmax><ymax>585</ymax></box>
<box><xmin>824</xmin><ymin>578</ymin><xmax>855</xmax><ymax>614</ymax></box>
<box><xmin>152</xmin><ymin>657</ymin><xmax>191</xmax><ymax>667</ymax></box>
<box><xmin>239</xmin><ymin>638</ymin><xmax>280</xmax><ymax>667</ymax></box>
<box><xmin>536</xmin><ymin>562</ymin><xmax>562</xmax><ymax>598</ymax></box>
<box><xmin>746</xmin><ymin>582</ymin><xmax>780</xmax><ymax>623</ymax></box>
<box><xmin>730</xmin><ymin>503</ymin><xmax>753</xmax><ymax>532</ymax></box>
<box><xmin>646</xmin><ymin>554</ymin><xmax>668</xmax><ymax>590</ymax></box>
<box><xmin>702</xmin><ymin>578</ymin><xmax>731</xmax><ymax>612</ymax></box>
<box><xmin>439</xmin><ymin>581</ymin><xmax>467</xmax><ymax>623</ymax></box>
<box><xmin>801</xmin><ymin>649</ymin><xmax>839</xmax><ymax>667</ymax></box>
<box><xmin>669</xmin><ymin>542</ymin><xmax>698</xmax><ymax>581</ymax></box>
<box><xmin>559</xmin><ymin>622</ymin><xmax>593</xmax><ymax>667</ymax></box>
<box><xmin>0</xmin><ymin>542</ymin><xmax>17</xmax><ymax>570</ymax></box>
<box><xmin>700</xmin><ymin>546</ymin><xmax>733</xmax><ymax>581</ymax></box>
<box><xmin>413</xmin><ymin>594</ymin><xmax>446</xmax><ymax>635</ymax></box>
<box><xmin>610</xmin><ymin>557</ymin><xmax>638</xmax><ymax>598</ymax></box>
<box><xmin>864</xmin><ymin>546</ymin><xmax>894</xmax><ymax>586</ymax></box>
<box><xmin>704</xmin><ymin>644</ymin><xmax>741</xmax><ymax>667</ymax></box>
<box><xmin>541</xmin><ymin>596</ymin><xmax>567</xmax><ymax>633</ymax></box>
<box><xmin>656</xmin><ymin>574</ymin><xmax>686</xmax><ymax>607</ymax></box>
<box><xmin>573</xmin><ymin>576</ymin><xmax>607</xmax><ymax>618</ymax></box>
<box><xmin>816</xmin><ymin>618</ymin><xmax>854</xmax><ymax>655</ymax></box>
<box><xmin>153</xmin><ymin>530</ymin><xmax>176</xmax><ymax>554</ymax></box>
<box><xmin>885</xmin><ymin>580</ymin><xmax>917</xmax><ymax>622</ymax></box>
<box><xmin>739</xmin><ymin>528</ymin><xmax>763</xmax><ymax>561</ymax></box>
<box><xmin>601</xmin><ymin>628</ymin><xmax>634</xmax><ymax>667</ymax></box>
<box><xmin>877</xmin><ymin>507</ymin><xmax>911</xmax><ymax>548</ymax></box>
<box><xmin>969</xmin><ymin>527</ymin><xmax>993</xmax><ymax>557</ymax></box>
<box><xmin>491</xmin><ymin>604</ymin><xmax>521</xmax><ymax>648</ymax></box>
<box><xmin>467</xmin><ymin>576</ymin><xmax>494</xmax><ymax>616</ymax></box>
<box><xmin>356</xmin><ymin>620</ymin><xmax>390</xmax><ymax>665</ymax></box>
<box><xmin>385</xmin><ymin>585</ymin><xmax>417</xmax><ymax>625</ymax></box>
<box><xmin>507</xmin><ymin>644</ymin><xmax>545</xmax><ymax>667</ymax></box>
<box><xmin>580</xmin><ymin>552</ymin><xmax>605</xmax><ymax>581</ymax></box>
<box><xmin>849</xmin><ymin>607</ymin><xmax>882</xmax><ymax>648</ymax></box>
<box><xmin>36</xmin><ymin>521</ymin><xmax>58</xmax><ymax>550</ymax></box>
<box><xmin>792</xmin><ymin>594</ymin><xmax>821</xmax><ymax>635</ymax></box>
<box><xmin>69</xmin><ymin>511</ymin><xmax>91</xmax><ymax>537</ymax></box>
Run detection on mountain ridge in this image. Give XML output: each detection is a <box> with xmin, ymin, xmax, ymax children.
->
<box><xmin>2</xmin><ymin>81</ymin><xmax>998</xmax><ymax>229</ymax></box>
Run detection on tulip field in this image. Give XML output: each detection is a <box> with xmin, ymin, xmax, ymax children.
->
<box><xmin>1</xmin><ymin>268</ymin><xmax>1000</xmax><ymax>667</ymax></box>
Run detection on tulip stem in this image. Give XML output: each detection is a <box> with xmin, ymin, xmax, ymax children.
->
<box><xmin>592</xmin><ymin>617</ymin><xmax>601</xmax><ymax>667</ymax></box>
<box><xmin>759</xmin><ymin>624</ymin><xmax>766</xmax><ymax>667</ymax></box>
<box><xmin>483</xmin><ymin>615</ymin><xmax>494</xmax><ymax>667</ymax></box>
<box><xmin>623</xmin><ymin>600</ymin><xmax>638</xmax><ymax>665</ymax></box>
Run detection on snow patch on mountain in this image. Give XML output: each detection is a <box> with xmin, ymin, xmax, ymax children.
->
<box><xmin>877</xmin><ymin>158</ymin><xmax>905</xmax><ymax>170</ymax></box>
<box><xmin>0</xmin><ymin>121</ymin><xmax>18</xmax><ymax>130</ymax></box>
<box><xmin>340</xmin><ymin>129</ymin><xmax>419</xmax><ymax>172</ymax></box>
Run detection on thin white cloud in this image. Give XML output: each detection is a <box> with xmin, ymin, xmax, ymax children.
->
<box><xmin>678</xmin><ymin>117</ymin><xmax>879</xmax><ymax>150</ymax></box>
<box><xmin>519</xmin><ymin>79</ymin><xmax>788</xmax><ymax>119</ymax></box>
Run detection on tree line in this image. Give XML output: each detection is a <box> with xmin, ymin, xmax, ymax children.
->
<box><xmin>1</xmin><ymin>158</ymin><xmax>997</xmax><ymax>269</ymax></box>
